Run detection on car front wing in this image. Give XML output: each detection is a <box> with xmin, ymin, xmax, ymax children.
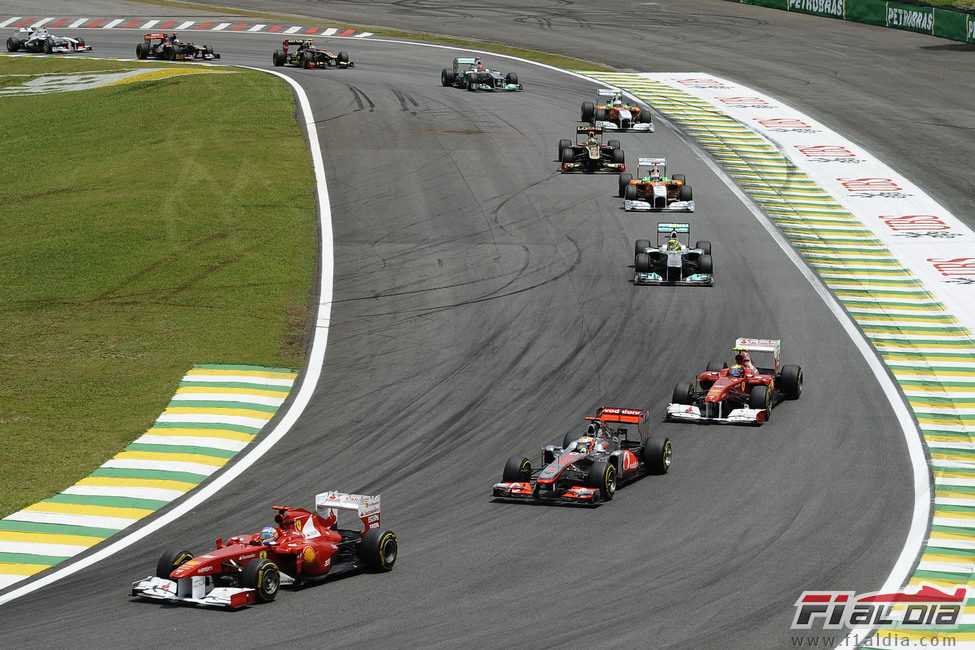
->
<box><xmin>492</xmin><ymin>481</ymin><xmax>602</xmax><ymax>504</ymax></box>
<box><xmin>594</xmin><ymin>120</ymin><xmax>654</xmax><ymax>132</ymax></box>
<box><xmin>624</xmin><ymin>199</ymin><xmax>695</xmax><ymax>212</ymax></box>
<box><xmin>634</xmin><ymin>272</ymin><xmax>713</xmax><ymax>286</ymax></box>
<box><xmin>665</xmin><ymin>403</ymin><xmax>767</xmax><ymax>424</ymax></box>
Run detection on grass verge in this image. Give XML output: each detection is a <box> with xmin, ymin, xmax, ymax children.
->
<box><xmin>131</xmin><ymin>0</ymin><xmax>615</xmax><ymax>71</ymax></box>
<box><xmin>0</xmin><ymin>56</ymin><xmax>315</xmax><ymax>516</ymax></box>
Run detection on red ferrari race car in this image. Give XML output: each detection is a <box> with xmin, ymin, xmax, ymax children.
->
<box><xmin>667</xmin><ymin>338</ymin><xmax>803</xmax><ymax>425</ymax></box>
<box><xmin>493</xmin><ymin>407</ymin><xmax>671</xmax><ymax>505</ymax></box>
<box><xmin>131</xmin><ymin>491</ymin><xmax>397</xmax><ymax>608</ymax></box>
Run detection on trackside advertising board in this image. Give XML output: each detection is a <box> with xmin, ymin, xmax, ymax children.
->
<box><xmin>728</xmin><ymin>0</ymin><xmax>975</xmax><ymax>42</ymax></box>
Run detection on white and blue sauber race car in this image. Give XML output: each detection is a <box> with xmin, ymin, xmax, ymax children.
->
<box><xmin>6</xmin><ymin>27</ymin><xmax>91</xmax><ymax>54</ymax></box>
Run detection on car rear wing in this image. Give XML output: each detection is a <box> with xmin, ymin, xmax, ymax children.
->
<box><xmin>587</xmin><ymin>407</ymin><xmax>646</xmax><ymax>424</ymax></box>
<box><xmin>315</xmin><ymin>491</ymin><xmax>381</xmax><ymax>531</ymax></box>
<box><xmin>657</xmin><ymin>222</ymin><xmax>690</xmax><ymax>234</ymax></box>
<box><xmin>597</xmin><ymin>88</ymin><xmax>621</xmax><ymax>98</ymax></box>
<box><xmin>454</xmin><ymin>57</ymin><xmax>478</xmax><ymax>65</ymax></box>
<box><xmin>144</xmin><ymin>33</ymin><xmax>170</xmax><ymax>39</ymax></box>
<box><xmin>638</xmin><ymin>157</ymin><xmax>666</xmax><ymax>167</ymax></box>
<box><xmin>577</xmin><ymin>125</ymin><xmax>603</xmax><ymax>134</ymax></box>
<box><xmin>734</xmin><ymin>338</ymin><xmax>781</xmax><ymax>355</ymax></box>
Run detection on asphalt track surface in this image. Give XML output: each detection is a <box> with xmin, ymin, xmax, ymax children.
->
<box><xmin>0</xmin><ymin>3</ymin><xmax>943</xmax><ymax>648</ymax></box>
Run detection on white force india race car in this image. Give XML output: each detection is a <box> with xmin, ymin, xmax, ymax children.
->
<box><xmin>6</xmin><ymin>27</ymin><xmax>91</xmax><ymax>54</ymax></box>
<box><xmin>581</xmin><ymin>89</ymin><xmax>654</xmax><ymax>132</ymax></box>
<box><xmin>622</xmin><ymin>158</ymin><xmax>694</xmax><ymax>212</ymax></box>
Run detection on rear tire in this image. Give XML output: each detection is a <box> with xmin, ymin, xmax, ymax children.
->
<box><xmin>581</xmin><ymin>101</ymin><xmax>594</xmax><ymax>122</ymax></box>
<box><xmin>585</xmin><ymin>460</ymin><xmax>616</xmax><ymax>501</ymax></box>
<box><xmin>441</xmin><ymin>68</ymin><xmax>454</xmax><ymax>86</ymax></box>
<box><xmin>644</xmin><ymin>437</ymin><xmax>672</xmax><ymax>475</ymax></box>
<box><xmin>358</xmin><ymin>528</ymin><xmax>398</xmax><ymax>571</ymax></box>
<box><xmin>634</xmin><ymin>239</ymin><xmax>651</xmax><ymax>257</ymax></box>
<box><xmin>672</xmin><ymin>173</ymin><xmax>686</xmax><ymax>184</ymax></box>
<box><xmin>502</xmin><ymin>456</ymin><xmax>532</xmax><ymax>483</ymax></box>
<box><xmin>241</xmin><ymin>558</ymin><xmax>280</xmax><ymax>602</ymax></box>
<box><xmin>780</xmin><ymin>365</ymin><xmax>803</xmax><ymax>399</ymax></box>
<box><xmin>272</xmin><ymin>50</ymin><xmax>285</xmax><ymax>66</ymax></box>
<box><xmin>695</xmin><ymin>240</ymin><xmax>712</xmax><ymax>255</ymax></box>
<box><xmin>156</xmin><ymin>548</ymin><xmax>194</xmax><ymax>579</ymax></box>
<box><xmin>6</xmin><ymin>37</ymin><xmax>21</xmax><ymax>52</ymax></box>
<box><xmin>135</xmin><ymin>43</ymin><xmax>146</xmax><ymax>59</ymax></box>
<box><xmin>679</xmin><ymin>185</ymin><xmax>693</xmax><ymax>202</ymax></box>
<box><xmin>607</xmin><ymin>139</ymin><xmax>621</xmax><ymax>150</ymax></box>
<box><xmin>619</xmin><ymin>173</ymin><xmax>633</xmax><ymax>197</ymax></box>
<box><xmin>698</xmin><ymin>254</ymin><xmax>713</xmax><ymax>275</ymax></box>
<box><xmin>673</xmin><ymin>381</ymin><xmax>694</xmax><ymax>405</ymax></box>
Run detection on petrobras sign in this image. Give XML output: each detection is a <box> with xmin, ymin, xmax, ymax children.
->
<box><xmin>788</xmin><ymin>0</ymin><xmax>843</xmax><ymax>18</ymax></box>
<box><xmin>969</xmin><ymin>15</ymin><xmax>975</xmax><ymax>41</ymax></box>
<box><xmin>886</xmin><ymin>3</ymin><xmax>934</xmax><ymax>33</ymax></box>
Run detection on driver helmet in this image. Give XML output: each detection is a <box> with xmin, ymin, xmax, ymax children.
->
<box><xmin>613</xmin><ymin>98</ymin><xmax>623</xmax><ymax>107</ymax></box>
<box><xmin>575</xmin><ymin>437</ymin><xmax>595</xmax><ymax>454</ymax></box>
<box><xmin>650</xmin><ymin>168</ymin><xmax>661</xmax><ymax>181</ymax></box>
<box><xmin>477</xmin><ymin>62</ymin><xmax>484</xmax><ymax>71</ymax></box>
<box><xmin>729</xmin><ymin>364</ymin><xmax>744</xmax><ymax>378</ymax></box>
<box><xmin>258</xmin><ymin>526</ymin><xmax>278</xmax><ymax>545</ymax></box>
<box><xmin>666</xmin><ymin>238</ymin><xmax>681</xmax><ymax>252</ymax></box>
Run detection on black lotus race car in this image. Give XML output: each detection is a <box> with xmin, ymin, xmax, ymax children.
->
<box><xmin>559</xmin><ymin>125</ymin><xmax>625</xmax><ymax>173</ymax></box>
<box><xmin>440</xmin><ymin>56</ymin><xmax>522</xmax><ymax>91</ymax></box>
<box><xmin>6</xmin><ymin>27</ymin><xmax>90</xmax><ymax>53</ymax></box>
<box><xmin>272</xmin><ymin>39</ymin><xmax>353</xmax><ymax>69</ymax></box>
<box><xmin>136</xmin><ymin>33</ymin><xmax>219</xmax><ymax>61</ymax></box>
<box><xmin>493</xmin><ymin>407</ymin><xmax>671</xmax><ymax>505</ymax></box>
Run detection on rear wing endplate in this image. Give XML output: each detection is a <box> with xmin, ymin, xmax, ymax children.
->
<box><xmin>315</xmin><ymin>491</ymin><xmax>381</xmax><ymax>531</ymax></box>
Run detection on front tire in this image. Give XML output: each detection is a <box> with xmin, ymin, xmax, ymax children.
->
<box><xmin>156</xmin><ymin>548</ymin><xmax>194</xmax><ymax>579</ymax></box>
<box><xmin>679</xmin><ymin>185</ymin><xmax>693</xmax><ymax>202</ymax></box>
<box><xmin>673</xmin><ymin>381</ymin><xmax>694</xmax><ymax>405</ymax></box>
<box><xmin>585</xmin><ymin>460</ymin><xmax>616</xmax><ymax>501</ymax></box>
<box><xmin>561</xmin><ymin>147</ymin><xmax>575</xmax><ymax>164</ymax></box>
<box><xmin>644</xmin><ymin>437</ymin><xmax>672</xmax><ymax>475</ymax></box>
<box><xmin>241</xmin><ymin>558</ymin><xmax>280</xmax><ymax>603</ymax></box>
<box><xmin>338</xmin><ymin>51</ymin><xmax>349</xmax><ymax>63</ymax></box>
<box><xmin>698</xmin><ymin>254</ymin><xmax>713</xmax><ymax>275</ymax></box>
<box><xmin>505</xmin><ymin>71</ymin><xmax>517</xmax><ymax>85</ymax></box>
<box><xmin>502</xmin><ymin>456</ymin><xmax>532</xmax><ymax>483</ymax></box>
<box><xmin>750</xmin><ymin>384</ymin><xmax>771</xmax><ymax>418</ymax></box>
<box><xmin>624</xmin><ymin>184</ymin><xmax>638</xmax><ymax>201</ymax></box>
<box><xmin>619</xmin><ymin>172</ymin><xmax>633</xmax><ymax>197</ymax></box>
<box><xmin>638</xmin><ymin>106</ymin><xmax>652</xmax><ymax>123</ymax></box>
<box><xmin>635</xmin><ymin>253</ymin><xmax>651</xmax><ymax>273</ymax></box>
<box><xmin>558</xmin><ymin>138</ymin><xmax>572</xmax><ymax>159</ymax></box>
<box><xmin>43</xmin><ymin>39</ymin><xmax>53</xmax><ymax>54</ymax></box>
<box><xmin>359</xmin><ymin>528</ymin><xmax>398</xmax><ymax>571</ymax></box>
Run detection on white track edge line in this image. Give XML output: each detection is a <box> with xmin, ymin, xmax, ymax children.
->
<box><xmin>0</xmin><ymin>65</ymin><xmax>334</xmax><ymax>607</ymax></box>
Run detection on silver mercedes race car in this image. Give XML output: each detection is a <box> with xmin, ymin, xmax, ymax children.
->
<box><xmin>633</xmin><ymin>223</ymin><xmax>713</xmax><ymax>286</ymax></box>
<box><xmin>6</xmin><ymin>27</ymin><xmax>91</xmax><ymax>54</ymax></box>
<box><xmin>441</xmin><ymin>57</ymin><xmax>523</xmax><ymax>92</ymax></box>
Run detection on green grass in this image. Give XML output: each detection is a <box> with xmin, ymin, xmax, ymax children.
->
<box><xmin>0</xmin><ymin>57</ymin><xmax>315</xmax><ymax>516</ymax></box>
<box><xmin>132</xmin><ymin>0</ymin><xmax>614</xmax><ymax>72</ymax></box>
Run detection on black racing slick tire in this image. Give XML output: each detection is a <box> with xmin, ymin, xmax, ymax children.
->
<box><xmin>673</xmin><ymin>381</ymin><xmax>695</xmax><ymax>405</ymax></box>
<box><xmin>505</xmin><ymin>72</ymin><xmax>518</xmax><ymax>85</ymax></box>
<box><xmin>76</xmin><ymin>38</ymin><xmax>85</xmax><ymax>48</ymax></box>
<box><xmin>561</xmin><ymin>147</ymin><xmax>575</xmax><ymax>164</ymax></box>
<box><xmin>135</xmin><ymin>43</ymin><xmax>146</xmax><ymax>59</ymax></box>
<box><xmin>156</xmin><ymin>548</ymin><xmax>194</xmax><ymax>579</ymax></box>
<box><xmin>441</xmin><ymin>68</ymin><xmax>454</xmax><ymax>86</ymax></box>
<box><xmin>638</xmin><ymin>107</ymin><xmax>652</xmax><ymax>123</ymax></box>
<box><xmin>558</xmin><ymin>139</ymin><xmax>572</xmax><ymax>159</ymax></box>
<box><xmin>695</xmin><ymin>240</ymin><xmax>712</xmax><ymax>255</ymax></box>
<box><xmin>672</xmin><ymin>173</ymin><xmax>686</xmax><ymax>184</ymax></box>
<box><xmin>698</xmin><ymin>254</ymin><xmax>713</xmax><ymax>275</ymax></box>
<box><xmin>644</xmin><ymin>437</ymin><xmax>672</xmax><ymax>475</ymax></box>
<box><xmin>303</xmin><ymin>50</ymin><xmax>315</xmax><ymax>68</ymax></box>
<box><xmin>594</xmin><ymin>108</ymin><xmax>606</xmax><ymax>122</ymax></box>
<box><xmin>241</xmin><ymin>558</ymin><xmax>280</xmax><ymax>603</ymax></box>
<box><xmin>635</xmin><ymin>253</ymin><xmax>651</xmax><ymax>274</ymax></box>
<box><xmin>585</xmin><ymin>461</ymin><xmax>617</xmax><ymax>501</ymax></box>
<box><xmin>359</xmin><ymin>528</ymin><xmax>398</xmax><ymax>572</ymax></box>
<box><xmin>338</xmin><ymin>51</ymin><xmax>349</xmax><ymax>63</ymax></box>
<box><xmin>272</xmin><ymin>50</ymin><xmax>285</xmax><ymax>66</ymax></box>
<box><xmin>6</xmin><ymin>37</ymin><xmax>21</xmax><ymax>52</ymax></box>
<box><xmin>619</xmin><ymin>173</ymin><xmax>633</xmax><ymax>198</ymax></box>
<box><xmin>634</xmin><ymin>239</ymin><xmax>651</xmax><ymax>257</ymax></box>
<box><xmin>750</xmin><ymin>384</ymin><xmax>771</xmax><ymax>418</ymax></box>
<box><xmin>611</xmin><ymin>148</ymin><xmax>625</xmax><ymax>165</ymax></box>
<box><xmin>607</xmin><ymin>139</ymin><xmax>621</xmax><ymax>150</ymax></box>
<box><xmin>780</xmin><ymin>365</ymin><xmax>803</xmax><ymax>399</ymax></box>
<box><xmin>624</xmin><ymin>184</ymin><xmax>638</xmax><ymax>201</ymax></box>
<box><xmin>679</xmin><ymin>185</ymin><xmax>693</xmax><ymax>202</ymax></box>
<box><xmin>581</xmin><ymin>101</ymin><xmax>595</xmax><ymax>122</ymax></box>
<box><xmin>43</xmin><ymin>39</ymin><xmax>53</xmax><ymax>54</ymax></box>
<box><xmin>502</xmin><ymin>456</ymin><xmax>532</xmax><ymax>483</ymax></box>
<box><xmin>166</xmin><ymin>45</ymin><xmax>178</xmax><ymax>61</ymax></box>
